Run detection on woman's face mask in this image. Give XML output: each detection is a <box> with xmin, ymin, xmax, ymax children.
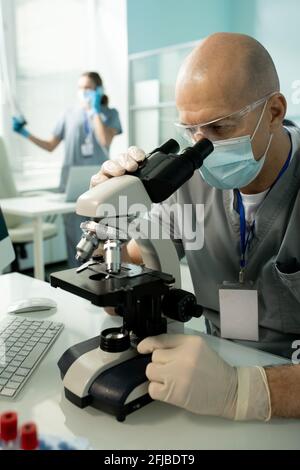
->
<box><xmin>78</xmin><ymin>89</ymin><xmax>94</xmax><ymax>108</ymax></box>
<box><xmin>199</xmin><ymin>99</ymin><xmax>273</xmax><ymax>190</ymax></box>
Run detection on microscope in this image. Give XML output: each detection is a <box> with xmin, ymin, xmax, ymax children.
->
<box><xmin>51</xmin><ymin>138</ymin><xmax>214</xmax><ymax>422</ymax></box>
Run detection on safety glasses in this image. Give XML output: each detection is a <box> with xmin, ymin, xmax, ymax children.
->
<box><xmin>174</xmin><ymin>92</ymin><xmax>278</xmax><ymax>143</ymax></box>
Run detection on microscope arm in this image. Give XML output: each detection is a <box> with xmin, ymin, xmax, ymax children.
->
<box><xmin>76</xmin><ymin>175</ymin><xmax>151</xmax><ymax>218</ymax></box>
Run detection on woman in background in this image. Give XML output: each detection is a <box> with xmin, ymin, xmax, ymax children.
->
<box><xmin>13</xmin><ymin>71</ymin><xmax>122</xmax><ymax>267</ymax></box>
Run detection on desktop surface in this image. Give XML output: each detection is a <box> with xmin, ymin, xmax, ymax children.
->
<box><xmin>0</xmin><ymin>196</ymin><xmax>75</xmax><ymax>218</ymax></box>
<box><xmin>0</xmin><ymin>273</ymin><xmax>299</xmax><ymax>450</ymax></box>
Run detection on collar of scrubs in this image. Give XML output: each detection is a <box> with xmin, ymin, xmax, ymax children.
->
<box><xmin>236</xmin><ymin>130</ymin><xmax>293</xmax><ymax>279</ymax></box>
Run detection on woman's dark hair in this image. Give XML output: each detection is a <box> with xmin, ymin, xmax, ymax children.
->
<box><xmin>82</xmin><ymin>71</ymin><xmax>109</xmax><ymax>106</ymax></box>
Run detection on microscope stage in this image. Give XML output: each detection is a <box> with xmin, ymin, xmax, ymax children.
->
<box><xmin>50</xmin><ymin>263</ymin><xmax>174</xmax><ymax>307</ymax></box>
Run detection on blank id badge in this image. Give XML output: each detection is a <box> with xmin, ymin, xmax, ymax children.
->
<box><xmin>219</xmin><ymin>282</ymin><xmax>259</xmax><ymax>341</ymax></box>
<box><xmin>81</xmin><ymin>139</ymin><xmax>94</xmax><ymax>157</ymax></box>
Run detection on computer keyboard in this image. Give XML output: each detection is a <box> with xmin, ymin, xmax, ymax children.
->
<box><xmin>0</xmin><ymin>317</ymin><xmax>63</xmax><ymax>398</ymax></box>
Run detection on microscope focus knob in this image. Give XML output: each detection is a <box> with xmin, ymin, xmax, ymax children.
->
<box><xmin>162</xmin><ymin>289</ymin><xmax>203</xmax><ymax>323</ymax></box>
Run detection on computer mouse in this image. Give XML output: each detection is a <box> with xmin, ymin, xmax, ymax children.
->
<box><xmin>7</xmin><ymin>298</ymin><xmax>57</xmax><ymax>314</ymax></box>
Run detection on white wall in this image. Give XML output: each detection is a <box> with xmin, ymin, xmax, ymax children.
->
<box><xmin>93</xmin><ymin>0</ymin><xmax>128</xmax><ymax>157</ymax></box>
<box><xmin>254</xmin><ymin>0</ymin><xmax>300</xmax><ymax>122</ymax></box>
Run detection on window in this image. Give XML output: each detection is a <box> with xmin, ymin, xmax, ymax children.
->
<box><xmin>128</xmin><ymin>42</ymin><xmax>199</xmax><ymax>153</ymax></box>
<box><xmin>1</xmin><ymin>0</ymin><xmax>127</xmax><ymax>192</ymax></box>
<box><xmin>13</xmin><ymin>0</ymin><xmax>92</xmax><ymax>188</ymax></box>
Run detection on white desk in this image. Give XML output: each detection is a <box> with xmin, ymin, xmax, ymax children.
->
<box><xmin>0</xmin><ymin>195</ymin><xmax>76</xmax><ymax>280</ymax></box>
<box><xmin>0</xmin><ymin>273</ymin><xmax>299</xmax><ymax>450</ymax></box>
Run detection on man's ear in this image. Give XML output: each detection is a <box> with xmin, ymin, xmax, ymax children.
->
<box><xmin>269</xmin><ymin>94</ymin><xmax>287</xmax><ymax>132</ymax></box>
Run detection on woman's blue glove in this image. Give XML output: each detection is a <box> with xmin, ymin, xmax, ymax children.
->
<box><xmin>88</xmin><ymin>86</ymin><xmax>103</xmax><ymax>115</ymax></box>
<box><xmin>12</xmin><ymin>116</ymin><xmax>30</xmax><ymax>138</ymax></box>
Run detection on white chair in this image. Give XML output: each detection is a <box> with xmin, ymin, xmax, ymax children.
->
<box><xmin>0</xmin><ymin>138</ymin><xmax>57</xmax><ymax>272</ymax></box>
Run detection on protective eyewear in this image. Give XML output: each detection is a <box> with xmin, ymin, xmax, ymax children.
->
<box><xmin>174</xmin><ymin>92</ymin><xmax>278</xmax><ymax>143</ymax></box>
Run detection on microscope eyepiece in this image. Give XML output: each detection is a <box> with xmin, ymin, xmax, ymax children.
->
<box><xmin>149</xmin><ymin>138</ymin><xmax>180</xmax><ymax>157</ymax></box>
<box><xmin>132</xmin><ymin>138</ymin><xmax>214</xmax><ymax>203</ymax></box>
<box><xmin>181</xmin><ymin>138</ymin><xmax>214</xmax><ymax>170</ymax></box>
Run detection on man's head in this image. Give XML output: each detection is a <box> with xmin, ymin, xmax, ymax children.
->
<box><xmin>176</xmin><ymin>33</ymin><xmax>287</xmax><ymax>167</ymax></box>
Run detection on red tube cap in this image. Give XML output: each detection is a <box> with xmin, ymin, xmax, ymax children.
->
<box><xmin>20</xmin><ymin>422</ymin><xmax>39</xmax><ymax>450</ymax></box>
<box><xmin>0</xmin><ymin>412</ymin><xmax>18</xmax><ymax>442</ymax></box>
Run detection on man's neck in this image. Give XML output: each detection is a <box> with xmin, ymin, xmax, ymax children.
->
<box><xmin>240</xmin><ymin>128</ymin><xmax>292</xmax><ymax>195</ymax></box>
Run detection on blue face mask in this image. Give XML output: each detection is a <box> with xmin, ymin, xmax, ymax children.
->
<box><xmin>78</xmin><ymin>89</ymin><xmax>95</xmax><ymax>107</ymax></box>
<box><xmin>199</xmin><ymin>100</ymin><xmax>273</xmax><ymax>190</ymax></box>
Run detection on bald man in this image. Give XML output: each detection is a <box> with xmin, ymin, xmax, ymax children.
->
<box><xmin>91</xmin><ymin>33</ymin><xmax>300</xmax><ymax>421</ymax></box>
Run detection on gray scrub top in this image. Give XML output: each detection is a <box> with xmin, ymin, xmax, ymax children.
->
<box><xmin>149</xmin><ymin>125</ymin><xmax>300</xmax><ymax>358</ymax></box>
<box><xmin>53</xmin><ymin>106</ymin><xmax>122</xmax><ymax>191</ymax></box>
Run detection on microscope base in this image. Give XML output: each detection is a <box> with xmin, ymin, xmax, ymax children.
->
<box><xmin>58</xmin><ymin>337</ymin><xmax>152</xmax><ymax>422</ymax></box>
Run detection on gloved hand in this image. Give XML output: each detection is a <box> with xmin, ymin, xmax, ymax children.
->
<box><xmin>138</xmin><ymin>334</ymin><xmax>271</xmax><ymax>421</ymax></box>
<box><xmin>12</xmin><ymin>116</ymin><xmax>30</xmax><ymax>138</ymax></box>
<box><xmin>90</xmin><ymin>146</ymin><xmax>146</xmax><ymax>187</ymax></box>
<box><xmin>88</xmin><ymin>86</ymin><xmax>104</xmax><ymax>115</ymax></box>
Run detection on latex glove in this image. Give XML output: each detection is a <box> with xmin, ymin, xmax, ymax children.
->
<box><xmin>12</xmin><ymin>116</ymin><xmax>30</xmax><ymax>138</ymax></box>
<box><xmin>88</xmin><ymin>86</ymin><xmax>103</xmax><ymax>115</ymax></box>
<box><xmin>138</xmin><ymin>334</ymin><xmax>271</xmax><ymax>421</ymax></box>
<box><xmin>90</xmin><ymin>146</ymin><xmax>146</xmax><ymax>187</ymax></box>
